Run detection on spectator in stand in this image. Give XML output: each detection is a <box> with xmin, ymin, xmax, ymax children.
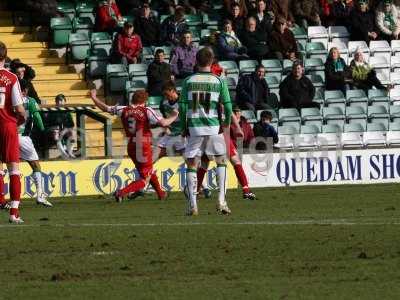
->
<box><xmin>217</xmin><ymin>19</ymin><xmax>249</xmax><ymax>61</ymax></box>
<box><xmin>270</xmin><ymin>0</ymin><xmax>293</xmax><ymax>26</ymax></box>
<box><xmin>170</xmin><ymin>31</ymin><xmax>198</xmax><ymax>79</ymax></box>
<box><xmin>224</xmin><ymin>0</ymin><xmax>248</xmax><ymax>17</ymax></box>
<box><xmin>331</xmin><ymin>0</ymin><xmax>354</xmax><ymax>27</ymax></box>
<box><xmin>270</xmin><ymin>16</ymin><xmax>299</xmax><ymax>61</ymax></box>
<box><xmin>319</xmin><ymin>0</ymin><xmax>332</xmax><ymax>26</ymax></box>
<box><xmin>225</xmin><ymin>3</ymin><xmax>246</xmax><ymax>33</ymax></box>
<box><xmin>251</xmin><ymin>0</ymin><xmax>274</xmax><ymax>33</ymax></box>
<box><xmin>279</xmin><ymin>61</ymin><xmax>317</xmax><ymax>109</ymax></box>
<box><xmin>96</xmin><ymin>0</ymin><xmax>122</xmax><ymax>33</ymax></box>
<box><xmin>240</xmin><ymin>17</ymin><xmax>270</xmax><ymax>61</ymax></box>
<box><xmin>10</xmin><ymin>59</ymin><xmax>40</xmax><ymax>104</ymax></box>
<box><xmin>376</xmin><ymin>0</ymin><xmax>400</xmax><ymax>41</ymax></box>
<box><xmin>349</xmin><ymin>0</ymin><xmax>379</xmax><ymax>43</ymax></box>
<box><xmin>325</xmin><ymin>47</ymin><xmax>352</xmax><ymax>94</ymax></box>
<box><xmin>134</xmin><ymin>3</ymin><xmax>161</xmax><ymax>47</ymax></box>
<box><xmin>350</xmin><ymin>47</ymin><xmax>392</xmax><ymax>91</ymax></box>
<box><xmin>147</xmin><ymin>49</ymin><xmax>174</xmax><ymax>97</ymax></box>
<box><xmin>232</xmin><ymin>106</ymin><xmax>254</xmax><ymax>148</ymax></box>
<box><xmin>291</xmin><ymin>0</ymin><xmax>322</xmax><ymax>27</ymax></box>
<box><xmin>236</xmin><ymin>65</ymin><xmax>275</xmax><ymax>111</ymax></box>
<box><xmin>112</xmin><ymin>22</ymin><xmax>142</xmax><ymax>65</ymax></box>
<box><xmin>160</xmin><ymin>6</ymin><xmax>189</xmax><ymax>46</ymax></box>
<box><xmin>253</xmin><ymin>110</ymin><xmax>278</xmax><ymax>150</ymax></box>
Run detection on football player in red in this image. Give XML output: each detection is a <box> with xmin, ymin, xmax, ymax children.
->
<box><xmin>90</xmin><ymin>89</ymin><xmax>178</xmax><ymax>201</ymax></box>
<box><xmin>0</xmin><ymin>41</ymin><xmax>27</xmax><ymax>223</ymax></box>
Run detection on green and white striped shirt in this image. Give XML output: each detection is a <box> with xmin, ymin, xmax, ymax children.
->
<box><xmin>179</xmin><ymin>72</ymin><xmax>232</xmax><ymax>136</ymax></box>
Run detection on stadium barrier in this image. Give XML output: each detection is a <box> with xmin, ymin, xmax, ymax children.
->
<box><xmin>2</xmin><ymin>158</ymin><xmax>237</xmax><ymax>199</ymax></box>
<box><xmin>243</xmin><ymin>148</ymin><xmax>400</xmax><ymax>187</ymax></box>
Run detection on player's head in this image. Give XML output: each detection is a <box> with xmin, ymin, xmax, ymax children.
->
<box><xmin>131</xmin><ymin>89</ymin><xmax>149</xmax><ymax>105</ymax></box>
<box><xmin>233</xmin><ymin>105</ymin><xmax>241</xmax><ymax>118</ymax></box>
<box><xmin>0</xmin><ymin>41</ymin><xmax>7</xmax><ymax>63</ymax></box>
<box><xmin>162</xmin><ymin>81</ymin><xmax>179</xmax><ymax>102</ymax></box>
<box><xmin>154</xmin><ymin>48</ymin><xmax>165</xmax><ymax>63</ymax></box>
<box><xmin>260</xmin><ymin>110</ymin><xmax>273</xmax><ymax>124</ymax></box>
<box><xmin>196</xmin><ymin>47</ymin><xmax>214</xmax><ymax>68</ymax></box>
<box><xmin>19</xmin><ymin>79</ymin><xmax>29</xmax><ymax>97</ymax></box>
<box><xmin>55</xmin><ymin>94</ymin><xmax>67</xmax><ymax>106</ymax></box>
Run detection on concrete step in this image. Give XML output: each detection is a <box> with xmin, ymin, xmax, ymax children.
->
<box><xmin>33</xmin><ymin>65</ymin><xmax>76</xmax><ymax>75</ymax></box>
<box><xmin>34</xmin><ymin>73</ymin><xmax>82</xmax><ymax>81</ymax></box>
<box><xmin>6</xmin><ymin>42</ymin><xmax>46</xmax><ymax>49</ymax></box>
<box><xmin>0</xmin><ymin>26</ymin><xmax>31</xmax><ymax>34</ymax></box>
<box><xmin>8</xmin><ymin>49</ymin><xmax>59</xmax><ymax>59</ymax></box>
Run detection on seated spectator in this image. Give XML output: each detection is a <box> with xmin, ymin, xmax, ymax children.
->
<box><xmin>160</xmin><ymin>6</ymin><xmax>189</xmax><ymax>46</ymax></box>
<box><xmin>279</xmin><ymin>61</ymin><xmax>318</xmax><ymax>109</ymax></box>
<box><xmin>170</xmin><ymin>31</ymin><xmax>198</xmax><ymax>79</ymax></box>
<box><xmin>376</xmin><ymin>0</ymin><xmax>400</xmax><ymax>41</ymax></box>
<box><xmin>270</xmin><ymin>16</ymin><xmax>298</xmax><ymax>61</ymax></box>
<box><xmin>350</xmin><ymin>47</ymin><xmax>391</xmax><ymax>91</ymax></box>
<box><xmin>224</xmin><ymin>0</ymin><xmax>248</xmax><ymax>17</ymax></box>
<box><xmin>217</xmin><ymin>19</ymin><xmax>249</xmax><ymax>61</ymax></box>
<box><xmin>111</xmin><ymin>22</ymin><xmax>142</xmax><ymax>65</ymax></box>
<box><xmin>331</xmin><ymin>0</ymin><xmax>354</xmax><ymax>27</ymax></box>
<box><xmin>291</xmin><ymin>0</ymin><xmax>322</xmax><ymax>27</ymax></box>
<box><xmin>271</xmin><ymin>0</ymin><xmax>294</xmax><ymax>25</ymax></box>
<box><xmin>240</xmin><ymin>17</ymin><xmax>270</xmax><ymax>61</ymax></box>
<box><xmin>251</xmin><ymin>0</ymin><xmax>274</xmax><ymax>33</ymax></box>
<box><xmin>232</xmin><ymin>106</ymin><xmax>254</xmax><ymax>148</ymax></box>
<box><xmin>147</xmin><ymin>49</ymin><xmax>173</xmax><ymax>96</ymax></box>
<box><xmin>225</xmin><ymin>3</ymin><xmax>246</xmax><ymax>33</ymax></box>
<box><xmin>43</xmin><ymin>94</ymin><xmax>76</xmax><ymax>158</ymax></box>
<box><xmin>134</xmin><ymin>3</ymin><xmax>161</xmax><ymax>47</ymax></box>
<box><xmin>96</xmin><ymin>0</ymin><xmax>122</xmax><ymax>33</ymax></box>
<box><xmin>253</xmin><ymin>110</ymin><xmax>278</xmax><ymax>150</ymax></box>
<box><xmin>236</xmin><ymin>65</ymin><xmax>274</xmax><ymax>111</ymax></box>
<box><xmin>10</xmin><ymin>59</ymin><xmax>40</xmax><ymax>103</ymax></box>
<box><xmin>325</xmin><ymin>47</ymin><xmax>352</xmax><ymax>94</ymax></box>
<box><xmin>349</xmin><ymin>0</ymin><xmax>379</xmax><ymax>43</ymax></box>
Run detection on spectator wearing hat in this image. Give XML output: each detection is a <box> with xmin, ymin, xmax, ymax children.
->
<box><xmin>160</xmin><ymin>7</ymin><xmax>189</xmax><ymax>46</ymax></box>
<box><xmin>96</xmin><ymin>0</ymin><xmax>122</xmax><ymax>33</ymax></box>
<box><xmin>134</xmin><ymin>4</ymin><xmax>161</xmax><ymax>47</ymax></box>
<box><xmin>232</xmin><ymin>106</ymin><xmax>254</xmax><ymax>149</ymax></box>
<box><xmin>325</xmin><ymin>47</ymin><xmax>352</xmax><ymax>94</ymax></box>
<box><xmin>217</xmin><ymin>19</ymin><xmax>249</xmax><ymax>61</ymax></box>
<box><xmin>170</xmin><ymin>31</ymin><xmax>199</xmax><ymax>79</ymax></box>
<box><xmin>279</xmin><ymin>61</ymin><xmax>317</xmax><ymax>110</ymax></box>
<box><xmin>112</xmin><ymin>22</ymin><xmax>143</xmax><ymax>65</ymax></box>
<box><xmin>236</xmin><ymin>65</ymin><xmax>275</xmax><ymax>111</ymax></box>
<box><xmin>270</xmin><ymin>16</ymin><xmax>298</xmax><ymax>61</ymax></box>
<box><xmin>253</xmin><ymin>110</ymin><xmax>278</xmax><ymax>150</ymax></box>
<box><xmin>349</xmin><ymin>0</ymin><xmax>379</xmax><ymax>43</ymax></box>
<box><xmin>291</xmin><ymin>0</ymin><xmax>322</xmax><ymax>27</ymax></box>
<box><xmin>376</xmin><ymin>0</ymin><xmax>400</xmax><ymax>41</ymax></box>
<box><xmin>147</xmin><ymin>49</ymin><xmax>174</xmax><ymax>96</ymax></box>
<box><xmin>240</xmin><ymin>17</ymin><xmax>270</xmax><ymax>61</ymax></box>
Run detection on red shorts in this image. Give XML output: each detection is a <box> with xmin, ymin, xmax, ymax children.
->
<box><xmin>0</xmin><ymin>122</ymin><xmax>19</xmax><ymax>163</ymax></box>
<box><xmin>127</xmin><ymin>142</ymin><xmax>153</xmax><ymax>178</ymax></box>
<box><xmin>228</xmin><ymin>139</ymin><xmax>238</xmax><ymax>158</ymax></box>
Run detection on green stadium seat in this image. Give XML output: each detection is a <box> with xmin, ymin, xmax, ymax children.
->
<box><xmin>306</xmin><ymin>42</ymin><xmax>327</xmax><ymax>60</ymax></box>
<box><xmin>185</xmin><ymin>14</ymin><xmax>202</xmax><ymax>26</ymax></box>
<box><xmin>306</xmin><ymin>74</ymin><xmax>324</xmax><ymax>88</ymax></box>
<box><xmin>364</xmin><ymin>123</ymin><xmax>387</xmax><ymax>147</ymax></box>
<box><xmin>241</xmin><ymin>110</ymin><xmax>257</xmax><ymax>123</ymax></box>
<box><xmin>147</xmin><ymin>96</ymin><xmax>163</xmax><ymax>108</ymax></box>
<box><xmin>279</xmin><ymin>108</ymin><xmax>301</xmax><ymax>130</ymax></box>
<box><xmin>367</xmin><ymin>122</ymin><xmax>387</xmax><ymax>131</ymax></box>
<box><xmin>73</xmin><ymin>17</ymin><xmax>94</xmax><ymax>37</ymax></box>
<box><xmin>261</xmin><ymin>59</ymin><xmax>282</xmax><ymax>76</ymax></box>
<box><xmin>264</xmin><ymin>75</ymin><xmax>280</xmax><ymax>89</ymax></box>
<box><xmin>390</xmin><ymin>105</ymin><xmax>400</xmax><ymax>121</ymax></box>
<box><xmin>106</xmin><ymin>64</ymin><xmax>129</xmax><ymax>94</ymax></box>
<box><xmin>126</xmin><ymin>80</ymin><xmax>147</xmax><ymax>102</ymax></box>
<box><xmin>91</xmin><ymin>32</ymin><xmax>112</xmax><ymax>54</ymax></box>
<box><xmin>278</xmin><ymin>125</ymin><xmax>299</xmax><ymax>135</ymax></box>
<box><xmin>389</xmin><ymin>121</ymin><xmax>400</xmax><ymax>131</ymax></box>
<box><xmin>346</xmin><ymin>89</ymin><xmax>368</xmax><ymax>104</ymax></box>
<box><xmin>68</xmin><ymin>32</ymin><xmax>91</xmax><ymax>61</ymax></box>
<box><xmin>203</xmin><ymin>13</ymin><xmax>221</xmax><ymax>26</ymax></box>
<box><xmin>344</xmin><ymin>123</ymin><xmax>365</xmax><ymax>132</ymax></box>
<box><xmin>300</xmin><ymin>124</ymin><xmax>320</xmax><ymax>133</ymax></box>
<box><xmin>239</xmin><ymin>60</ymin><xmax>258</xmax><ymax>73</ymax></box>
<box><xmin>142</xmin><ymin>47</ymin><xmax>154</xmax><ymax>61</ymax></box>
<box><xmin>346</xmin><ymin>106</ymin><xmax>367</xmax><ymax>125</ymax></box>
<box><xmin>301</xmin><ymin>107</ymin><xmax>323</xmax><ymax>125</ymax></box>
<box><xmin>368</xmin><ymin>105</ymin><xmax>390</xmax><ymax>127</ymax></box>
<box><xmin>57</xmin><ymin>1</ymin><xmax>75</xmax><ymax>20</ymax></box>
<box><xmin>76</xmin><ymin>1</ymin><xmax>95</xmax><ymax>23</ymax></box>
<box><xmin>283</xmin><ymin>59</ymin><xmax>294</xmax><ymax>74</ymax></box>
<box><xmin>368</xmin><ymin>89</ymin><xmax>389</xmax><ymax>106</ymax></box>
<box><xmin>224</xmin><ymin>76</ymin><xmax>238</xmax><ymax>90</ymax></box>
<box><xmin>128</xmin><ymin>63</ymin><xmax>148</xmax><ymax>79</ymax></box>
<box><xmin>313</xmin><ymin>89</ymin><xmax>324</xmax><ymax>105</ymax></box>
<box><xmin>160</xmin><ymin>15</ymin><xmax>169</xmax><ymax>23</ymax></box>
<box><xmin>290</xmin><ymin>26</ymin><xmax>307</xmax><ymax>48</ymax></box>
<box><xmin>305</xmin><ymin>58</ymin><xmax>325</xmax><ymax>73</ymax></box>
<box><xmin>322</xmin><ymin>124</ymin><xmax>342</xmax><ymax>133</ymax></box>
<box><xmin>323</xmin><ymin>106</ymin><xmax>345</xmax><ymax>126</ymax></box>
<box><xmin>86</xmin><ymin>48</ymin><xmax>109</xmax><ymax>78</ymax></box>
<box><xmin>50</xmin><ymin>17</ymin><xmax>73</xmax><ymax>47</ymax></box>
<box><xmin>219</xmin><ymin>61</ymin><xmax>239</xmax><ymax>74</ymax></box>
<box><xmin>325</xmin><ymin>90</ymin><xmax>345</xmax><ymax>109</ymax></box>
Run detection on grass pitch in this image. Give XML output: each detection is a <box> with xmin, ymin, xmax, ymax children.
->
<box><xmin>1</xmin><ymin>184</ymin><xmax>400</xmax><ymax>300</ymax></box>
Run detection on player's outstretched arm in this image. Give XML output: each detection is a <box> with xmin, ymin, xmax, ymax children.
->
<box><xmin>90</xmin><ymin>89</ymin><xmax>111</xmax><ymax>113</ymax></box>
<box><xmin>158</xmin><ymin>109</ymin><xmax>178</xmax><ymax>127</ymax></box>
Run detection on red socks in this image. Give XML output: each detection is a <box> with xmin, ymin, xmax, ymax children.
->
<box><xmin>9</xmin><ymin>172</ymin><xmax>21</xmax><ymax>217</ymax></box>
<box><xmin>150</xmin><ymin>173</ymin><xmax>166</xmax><ymax>199</ymax></box>
<box><xmin>0</xmin><ymin>171</ymin><xmax>5</xmax><ymax>204</ymax></box>
<box><xmin>233</xmin><ymin>164</ymin><xmax>250</xmax><ymax>193</ymax></box>
<box><xmin>197</xmin><ymin>167</ymin><xmax>207</xmax><ymax>193</ymax></box>
<box><xmin>117</xmin><ymin>179</ymin><xmax>146</xmax><ymax>198</ymax></box>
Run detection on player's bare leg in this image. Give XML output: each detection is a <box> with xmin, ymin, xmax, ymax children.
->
<box><xmin>196</xmin><ymin>156</ymin><xmax>211</xmax><ymax>198</ymax></box>
<box><xmin>0</xmin><ymin>163</ymin><xmax>10</xmax><ymax>210</ymax></box>
<box><xmin>7</xmin><ymin>162</ymin><xmax>23</xmax><ymax>224</ymax></box>
<box><xmin>214</xmin><ymin>155</ymin><xmax>231</xmax><ymax>215</ymax></box>
<box><xmin>230</xmin><ymin>154</ymin><xmax>256</xmax><ymax>200</ymax></box>
<box><xmin>27</xmin><ymin>160</ymin><xmax>53</xmax><ymax>207</ymax></box>
<box><xmin>185</xmin><ymin>157</ymin><xmax>199</xmax><ymax>216</ymax></box>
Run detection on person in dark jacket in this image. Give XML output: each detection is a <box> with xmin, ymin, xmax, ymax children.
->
<box><xmin>134</xmin><ymin>3</ymin><xmax>161</xmax><ymax>47</ymax></box>
<box><xmin>270</xmin><ymin>16</ymin><xmax>298</xmax><ymax>60</ymax></box>
<box><xmin>160</xmin><ymin>6</ymin><xmax>189</xmax><ymax>46</ymax></box>
<box><xmin>225</xmin><ymin>3</ymin><xmax>246</xmax><ymax>33</ymax></box>
<box><xmin>349</xmin><ymin>0</ymin><xmax>379</xmax><ymax>43</ymax></box>
<box><xmin>96</xmin><ymin>0</ymin><xmax>122</xmax><ymax>33</ymax></box>
<box><xmin>291</xmin><ymin>0</ymin><xmax>322</xmax><ymax>27</ymax></box>
<box><xmin>240</xmin><ymin>17</ymin><xmax>270</xmax><ymax>61</ymax></box>
<box><xmin>217</xmin><ymin>19</ymin><xmax>249</xmax><ymax>61</ymax></box>
<box><xmin>236</xmin><ymin>65</ymin><xmax>273</xmax><ymax>111</ymax></box>
<box><xmin>10</xmin><ymin>59</ymin><xmax>40</xmax><ymax>104</ymax></box>
<box><xmin>324</xmin><ymin>47</ymin><xmax>351</xmax><ymax>94</ymax></box>
<box><xmin>147</xmin><ymin>49</ymin><xmax>173</xmax><ymax>96</ymax></box>
<box><xmin>330</xmin><ymin>0</ymin><xmax>354</xmax><ymax>27</ymax></box>
<box><xmin>279</xmin><ymin>61</ymin><xmax>318</xmax><ymax>110</ymax></box>
<box><xmin>232</xmin><ymin>106</ymin><xmax>255</xmax><ymax>148</ymax></box>
<box><xmin>253</xmin><ymin>110</ymin><xmax>279</xmax><ymax>150</ymax></box>
<box><xmin>250</xmin><ymin>0</ymin><xmax>274</xmax><ymax>33</ymax></box>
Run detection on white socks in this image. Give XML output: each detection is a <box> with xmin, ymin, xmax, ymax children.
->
<box><xmin>32</xmin><ymin>171</ymin><xmax>43</xmax><ymax>197</ymax></box>
<box><xmin>216</xmin><ymin>164</ymin><xmax>227</xmax><ymax>207</ymax></box>
<box><xmin>186</xmin><ymin>169</ymin><xmax>197</xmax><ymax>209</ymax></box>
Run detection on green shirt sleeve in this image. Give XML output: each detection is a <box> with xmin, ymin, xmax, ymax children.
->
<box><xmin>29</xmin><ymin>98</ymin><xmax>45</xmax><ymax>131</ymax></box>
<box><xmin>220</xmin><ymin>79</ymin><xmax>232</xmax><ymax>126</ymax></box>
<box><xmin>178</xmin><ymin>79</ymin><xmax>188</xmax><ymax>132</ymax></box>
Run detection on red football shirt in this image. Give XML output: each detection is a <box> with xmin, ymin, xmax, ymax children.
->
<box><xmin>0</xmin><ymin>67</ymin><xmax>23</xmax><ymax>124</ymax></box>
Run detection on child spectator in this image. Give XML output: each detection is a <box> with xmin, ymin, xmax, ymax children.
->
<box><xmin>253</xmin><ymin>110</ymin><xmax>278</xmax><ymax>150</ymax></box>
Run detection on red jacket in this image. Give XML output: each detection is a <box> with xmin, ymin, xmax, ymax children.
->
<box><xmin>117</xmin><ymin>33</ymin><xmax>143</xmax><ymax>63</ymax></box>
<box><xmin>96</xmin><ymin>3</ymin><xmax>121</xmax><ymax>31</ymax></box>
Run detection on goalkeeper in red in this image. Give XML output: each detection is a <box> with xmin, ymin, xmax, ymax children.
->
<box><xmin>179</xmin><ymin>47</ymin><xmax>233</xmax><ymax>216</ymax></box>
<box><xmin>90</xmin><ymin>89</ymin><xmax>178</xmax><ymax>201</ymax></box>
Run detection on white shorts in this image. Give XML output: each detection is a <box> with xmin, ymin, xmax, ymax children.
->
<box><xmin>157</xmin><ymin>135</ymin><xmax>186</xmax><ymax>151</ymax></box>
<box><xmin>184</xmin><ymin>134</ymin><xmax>226</xmax><ymax>159</ymax></box>
<box><xmin>19</xmin><ymin>135</ymin><xmax>39</xmax><ymax>161</ymax></box>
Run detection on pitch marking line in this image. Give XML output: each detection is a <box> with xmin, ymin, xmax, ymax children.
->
<box><xmin>2</xmin><ymin>219</ymin><xmax>400</xmax><ymax>228</ymax></box>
